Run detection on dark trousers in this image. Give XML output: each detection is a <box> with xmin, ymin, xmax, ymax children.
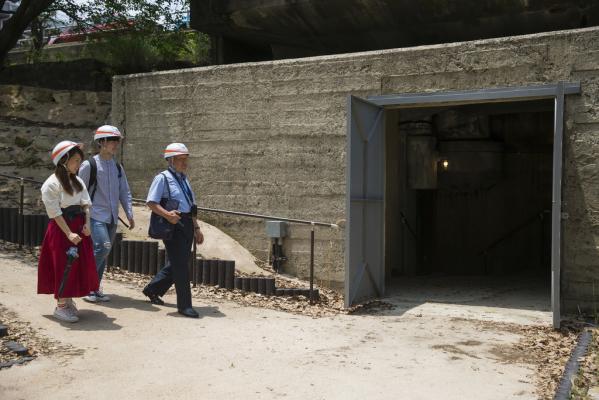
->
<box><xmin>145</xmin><ymin>215</ymin><xmax>193</xmax><ymax>310</ymax></box>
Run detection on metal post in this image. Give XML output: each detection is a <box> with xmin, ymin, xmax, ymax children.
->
<box><xmin>309</xmin><ymin>223</ymin><xmax>315</xmax><ymax>305</ymax></box>
<box><xmin>18</xmin><ymin>178</ymin><xmax>24</xmax><ymax>248</ymax></box>
<box><xmin>551</xmin><ymin>82</ymin><xmax>565</xmax><ymax>329</ymax></box>
<box><xmin>192</xmin><ymin>240</ymin><xmax>197</xmax><ymax>287</ymax></box>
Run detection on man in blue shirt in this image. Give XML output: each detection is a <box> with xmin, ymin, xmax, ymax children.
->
<box><xmin>79</xmin><ymin>125</ymin><xmax>135</xmax><ymax>303</ymax></box>
<box><xmin>143</xmin><ymin>142</ymin><xmax>204</xmax><ymax>318</ymax></box>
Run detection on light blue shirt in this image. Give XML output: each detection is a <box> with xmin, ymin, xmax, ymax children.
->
<box><xmin>146</xmin><ymin>169</ymin><xmax>196</xmax><ymax>213</ymax></box>
<box><xmin>79</xmin><ymin>155</ymin><xmax>133</xmax><ymax>224</ymax></box>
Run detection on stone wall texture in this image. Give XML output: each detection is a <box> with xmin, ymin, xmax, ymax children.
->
<box><xmin>0</xmin><ymin>85</ymin><xmax>111</xmax><ymax>212</ymax></box>
<box><xmin>114</xmin><ymin>27</ymin><xmax>599</xmax><ymax>311</ymax></box>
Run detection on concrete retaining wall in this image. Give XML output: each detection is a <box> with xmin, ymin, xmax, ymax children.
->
<box><xmin>113</xmin><ymin>27</ymin><xmax>599</xmax><ymax>311</ymax></box>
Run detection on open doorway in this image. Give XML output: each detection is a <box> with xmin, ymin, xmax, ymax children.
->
<box><xmin>384</xmin><ymin>100</ymin><xmax>553</xmax><ymax>313</ymax></box>
<box><xmin>344</xmin><ymin>83</ymin><xmax>580</xmax><ymax>327</ymax></box>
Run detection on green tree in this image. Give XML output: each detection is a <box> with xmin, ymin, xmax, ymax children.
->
<box><xmin>0</xmin><ymin>0</ymin><xmax>55</xmax><ymax>65</ymax></box>
<box><xmin>0</xmin><ymin>0</ymin><xmax>190</xmax><ymax>66</ymax></box>
<box><xmin>84</xmin><ymin>29</ymin><xmax>210</xmax><ymax>74</ymax></box>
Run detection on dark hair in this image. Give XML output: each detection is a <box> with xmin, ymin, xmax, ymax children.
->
<box><xmin>93</xmin><ymin>137</ymin><xmax>121</xmax><ymax>155</ymax></box>
<box><xmin>54</xmin><ymin>147</ymin><xmax>84</xmax><ymax>195</ymax></box>
<box><xmin>96</xmin><ymin>137</ymin><xmax>121</xmax><ymax>147</ymax></box>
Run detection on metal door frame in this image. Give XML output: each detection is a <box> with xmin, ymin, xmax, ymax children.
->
<box><xmin>346</xmin><ymin>82</ymin><xmax>580</xmax><ymax>328</ymax></box>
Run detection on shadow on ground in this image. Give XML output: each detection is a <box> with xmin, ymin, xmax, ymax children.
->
<box><xmin>165</xmin><ymin>305</ymin><xmax>225</xmax><ymax>319</ymax></box>
<box><xmin>43</xmin><ymin>309</ymin><xmax>122</xmax><ymax>331</ymax></box>
<box><xmin>86</xmin><ymin>294</ymin><xmax>160</xmax><ymax>312</ymax></box>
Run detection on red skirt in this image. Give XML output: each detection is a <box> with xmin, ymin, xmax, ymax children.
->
<box><xmin>37</xmin><ymin>214</ymin><xmax>99</xmax><ymax>299</ymax></box>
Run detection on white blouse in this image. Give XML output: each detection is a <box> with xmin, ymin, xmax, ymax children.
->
<box><xmin>41</xmin><ymin>174</ymin><xmax>92</xmax><ymax>219</ymax></box>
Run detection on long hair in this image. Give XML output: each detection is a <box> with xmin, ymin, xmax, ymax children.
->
<box><xmin>55</xmin><ymin>147</ymin><xmax>84</xmax><ymax>195</ymax></box>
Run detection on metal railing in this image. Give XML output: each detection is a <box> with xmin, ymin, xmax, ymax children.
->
<box><xmin>0</xmin><ymin>171</ymin><xmax>339</xmax><ymax>303</ymax></box>
<box><xmin>0</xmin><ymin>173</ymin><xmax>44</xmax><ymax>248</ymax></box>
<box><xmin>132</xmin><ymin>197</ymin><xmax>340</xmax><ymax>304</ymax></box>
<box><xmin>0</xmin><ymin>173</ymin><xmax>44</xmax><ymax>209</ymax></box>
<box><xmin>479</xmin><ymin>210</ymin><xmax>547</xmax><ymax>274</ymax></box>
<box><xmin>1</xmin><ymin>172</ymin><xmax>133</xmax><ymax>242</ymax></box>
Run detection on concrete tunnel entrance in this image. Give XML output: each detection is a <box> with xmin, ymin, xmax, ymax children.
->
<box><xmin>383</xmin><ymin>100</ymin><xmax>553</xmax><ymax>314</ymax></box>
<box><xmin>344</xmin><ymin>83</ymin><xmax>581</xmax><ymax>327</ymax></box>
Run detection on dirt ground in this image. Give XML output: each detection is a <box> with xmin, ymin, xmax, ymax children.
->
<box><xmin>0</xmin><ymin>246</ymin><xmax>577</xmax><ymax>400</ymax></box>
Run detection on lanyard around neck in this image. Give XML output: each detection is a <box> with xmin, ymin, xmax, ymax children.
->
<box><xmin>168</xmin><ymin>168</ymin><xmax>193</xmax><ymax>205</ymax></box>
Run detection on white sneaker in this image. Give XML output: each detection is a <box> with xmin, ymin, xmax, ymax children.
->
<box><xmin>53</xmin><ymin>306</ymin><xmax>79</xmax><ymax>323</ymax></box>
<box><xmin>66</xmin><ymin>306</ymin><xmax>79</xmax><ymax>320</ymax></box>
<box><xmin>66</xmin><ymin>298</ymin><xmax>78</xmax><ymax>314</ymax></box>
<box><xmin>82</xmin><ymin>293</ymin><xmax>98</xmax><ymax>303</ymax></box>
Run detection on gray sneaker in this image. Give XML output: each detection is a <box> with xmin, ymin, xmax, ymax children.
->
<box><xmin>53</xmin><ymin>306</ymin><xmax>79</xmax><ymax>323</ymax></box>
<box><xmin>82</xmin><ymin>292</ymin><xmax>98</xmax><ymax>303</ymax></box>
<box><xmin>95</xmin><ymin>289</ymin><xmax>110</xmax><ymax>302</ymax></box>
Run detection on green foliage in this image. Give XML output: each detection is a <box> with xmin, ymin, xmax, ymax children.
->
<box><xmin>47</xmin><ymin>0</ymin><xmax>188</xmax><ymax>33</ymax></box>
<box><xmin>2</xmin><ymin>0</ymin><xmax>204</xmax><ymax>69</ymax></box>
<box><xmin>17</xmin><ymin>0</ymin><xmax>210</xmax><ymax>72</ymax></box>
<box><xmin>84</xmin><ymin>30</ymin><xmax>210</xmax><ymax>74</ymax></box>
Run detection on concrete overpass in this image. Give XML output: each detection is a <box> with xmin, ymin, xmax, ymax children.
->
<box><xmin>190</xmin><ymin>0</ymin><xmax>599</xmax><ymax>63</ymax></box>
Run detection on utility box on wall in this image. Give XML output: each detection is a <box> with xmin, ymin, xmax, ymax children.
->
<box><xmin>265</xmin><ymin>220</ymin><xmax>288</xmax><ymax>238</ymax></box>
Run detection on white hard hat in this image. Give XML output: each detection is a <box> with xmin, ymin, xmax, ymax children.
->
<box><xmin>51</xmin><ymin>140</ymin><xmax>81</xmax><ymax>166</ymax></box>
<box><xmin>164</xmin><ymin>143</ymin><xmax>189</xmax><ymax>159</ymax></box>
<box><xmin>94</xmin><ymin>125</ymin><xmax>122</xmax><ymax>141</ymax></box>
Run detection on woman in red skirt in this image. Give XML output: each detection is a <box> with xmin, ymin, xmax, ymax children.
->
<box><xmin>38</xmin><ymin>141</ymin><xmax>98</xmax><ymax>323</ymax></box>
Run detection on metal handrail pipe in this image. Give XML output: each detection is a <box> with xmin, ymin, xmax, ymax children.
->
<box><xmin>0</xmin><ymin>172</ymin><xmax>130</xmax><ymax>228</ymax></box>
<box><xmin>197</xmin><ymin>206</ymin><xmax>339</xmax><ymax>229</ymax></box>
<box><xmin>132</xmin><ymin>197</ymin><xmax>339</xmax><ymax>229</ymax></box>
<box><xmin>133</xmin><ymin>197</ymin><xmax>334</xmax><ymax>304</ymax></box>
<box><xmin>0</xmin><ymin>173</ymin><xmax>43</xmax><ymax>185</ymax></box>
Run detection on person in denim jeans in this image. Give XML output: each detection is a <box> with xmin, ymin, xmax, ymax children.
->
<box><xmin>78</xmin><ymin>125</ymin><xmax>135</xmax><ymax>302</ymax></box>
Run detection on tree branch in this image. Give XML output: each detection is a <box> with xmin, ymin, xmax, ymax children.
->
<box><xmin>0</xmin><ymin>0</ymin><xmax>56</xmax><ymax>65</ymax></box>
<box><xmin>0</xmin><ymin>0</ymin><xmax>182</xmax><ymax>66</ymax></box>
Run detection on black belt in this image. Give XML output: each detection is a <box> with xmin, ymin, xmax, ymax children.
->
<box><xmin>180</xmin><ymin>212</ymin><xmax>192</xmax><ymax>218</ymax></box>
<box><xmin>61</xmin><ymin>205</ymin><xmax>84</xmax><ymax>220</ymax></box>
